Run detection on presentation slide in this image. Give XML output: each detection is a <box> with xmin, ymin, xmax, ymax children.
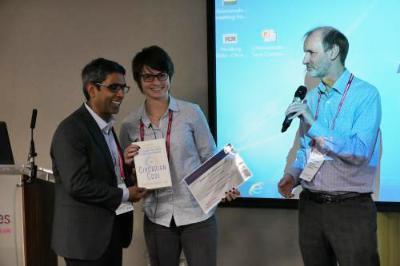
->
<box><xmin>213</xmin><ymin>0</ymin><xmax>400</xmax><ymax>201</ymax></box>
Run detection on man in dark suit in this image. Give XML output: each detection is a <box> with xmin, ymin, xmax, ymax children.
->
<box><xmin>51</xmin><ymin>58</ymin><xmax>147</xmax><ymax>266</ymax></box>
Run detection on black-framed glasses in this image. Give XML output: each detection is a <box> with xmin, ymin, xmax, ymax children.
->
<box><xmin>140</xmin><ymin>72</ymin><xmax>169</xmax><ymax>82</ymax></box>
<box><xmin>96</xmin><ymin>83</ymin><xmax>130</xmax><ymax>93</ymax></box>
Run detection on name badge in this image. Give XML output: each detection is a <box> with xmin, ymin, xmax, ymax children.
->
<box><xmin>299</xmin><ymin>149</ymin><xmax>325</xmax><ymax>182</ymax></box>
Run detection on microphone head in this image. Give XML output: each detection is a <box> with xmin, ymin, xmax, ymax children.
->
<box><xmin>294</xmin><ymin>86</ymin><xmax>307</xmax><ymax>100</ymax></box>
<box><xmin>30</xmin><ymin>109</ymin><xmax>37</xmax><ymax>129</ymax></box>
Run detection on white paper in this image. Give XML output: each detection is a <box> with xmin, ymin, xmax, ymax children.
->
<box><xmin>115</xmin><ymin>202</ymin><xmax>134</xmax><ymax>215</ymax></box>
<box><xmin>184</xmin><ymin>145</ymin><xmax>252</xmax><ymax>213</ymax></box>
<box><xmin>132</xmin><ymin>139</ymin><xmax>172</xmax><ymax>189</ymax></box>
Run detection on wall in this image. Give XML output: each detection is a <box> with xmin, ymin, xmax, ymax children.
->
<box><xmin>0</xmin><ymin>1</ymin><xmax>397</xmax><ymax>266</ymax></box>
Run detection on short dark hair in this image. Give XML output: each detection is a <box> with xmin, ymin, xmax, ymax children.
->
<box><xmin>81</xmin><ymin>58</ymin><xmax>126</xmax><ymax>100</ymax></box>
<box><xmin>305</xmin><ymin>26</ymin><xmax>349</xmax><ymax>65</ymax></box>
<box><xmin>131</xmin><ymin>46</ymin><xmax>174</xmax><ymax>92</ymax></box>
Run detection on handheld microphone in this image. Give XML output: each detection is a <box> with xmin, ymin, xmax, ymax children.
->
<box><xmin>281</xmin><ymin>86</ymin><xmax>307</xmax><ymax>133</ymax></box>
<box><xmin>30</xmin><ymin>109</ymin><xmax>37</xmax><ymax>129</ymax></box>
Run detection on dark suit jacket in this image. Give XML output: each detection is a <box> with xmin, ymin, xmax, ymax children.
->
<box><xmin>50</xmin><ymin>105</ymin><xmax>133</xmax><ymax>260</ymax></box>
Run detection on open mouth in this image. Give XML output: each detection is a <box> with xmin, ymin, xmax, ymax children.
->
<box><xmin>111</xmin><ymin>101</ymin><xmax>121</xmax><ymax>107</ymax></box>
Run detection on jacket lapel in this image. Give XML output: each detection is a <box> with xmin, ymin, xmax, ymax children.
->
<box><xmin>78</xmin><ymin>105</ymin><xmax>117</xmax><ymax>182</ymax></box>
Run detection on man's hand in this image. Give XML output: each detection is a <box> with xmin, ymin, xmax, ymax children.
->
<box><xmin>285</xmin><ymin>102</ymin><xmax>315</xmax><ymax>126</ymax></box>
<box><xmin>221</xmin><ymin>187</ymin><xmax>241</xmax><ymax>203</ymax></box>
<box><xmin>278</xmin><ymin>174</ymin><xmax>295</xmax><ymax>199</ymax></box>
<box><xmin>124</xmin><ymin>144</ymin><xmax>140</xmax><ymax>166</ymax></box>
<box><xmin>128</xmin><ymin>186</ymin><xmax>147</xmax><ymax>202</ymax></box>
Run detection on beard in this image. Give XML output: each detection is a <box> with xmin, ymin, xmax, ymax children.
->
<box><xmin>306</xmin><ymin>60</ymin><xmax>331</xmax><ymax>79</ymax></box>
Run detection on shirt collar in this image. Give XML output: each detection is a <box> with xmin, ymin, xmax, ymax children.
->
<box><xmin>317</xmin><ymin>69</ymin><xmax>350</xmax><ymax>95</ymax></box>
<box><xmin>84</xmin><ymin>103</ymin><xmax>115</xmax><ymax>134</ymax></box>
<box><xmin>139</xmin><ymin>96</ymin><xmax>179</xmax><ymax>128</ymax></box>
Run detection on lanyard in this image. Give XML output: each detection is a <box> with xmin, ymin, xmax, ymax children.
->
<box><xmin>116</xmin><ymin>143</ymin><xmax>125</xmax><ymax>180</ymax></box>
<box><xmin>106</xmin><ymin>129</ymin><xmax>125</xmax><ymax>180</ymax></box>
<box><xmin>139</xmin><ymin>110</ymin><xmax>173</xmax><ymax>160</ymax></box>
<box><xmin>111</xmin><ymin>130</ymin><xmax>126</xmax><ymax>180</ymax></box>
<box><xmin>314</xmin><ymin>73</ymin><xmax>354</xmax><ymax>130</ymax></box>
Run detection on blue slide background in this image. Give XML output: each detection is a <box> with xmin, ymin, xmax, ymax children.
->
<box><xmin>214</xmin><ymin>0</ymin><xmax>400</xmax><ymax>201</ymax></box>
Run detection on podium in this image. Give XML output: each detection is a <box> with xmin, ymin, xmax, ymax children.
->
<box><xmin>0</xmin><ymin>165</ymin><xmax>57</xmax><ymax>266</ymax></box>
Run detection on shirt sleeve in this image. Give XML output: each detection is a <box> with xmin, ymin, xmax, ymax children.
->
<box><xmin>192</xmin><ymin>104</ymin><xmax>217</xmax><ymax>162</ymax></box>
<box><xmin>119</xmin><ymin>121</ymin><xmax>132</xmax><ymax>150</ymax></box>
<box><xmin>121</xmin><ymin>186</ymin><xmax>129</xmax><ymax>202</ymax></box>
<box><xmin>286</xmin><ymin>125</ymin><xmax>309</xmax><ymax>183</ymax></box>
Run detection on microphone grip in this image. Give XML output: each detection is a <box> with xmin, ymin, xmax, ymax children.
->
<box><xmin>281</xmin><ymin>85</ymin><xmax>307</xmax><ymax>133</ymax></box>
<box><xmin>282</xmin><ymin>110</ymin><xmax>299</xmax><ymax>132</ymax></box>
<box><xmin>30</xmin><ymin>109</ymin><xmax>37</xmax><ymax>129</ymax></box>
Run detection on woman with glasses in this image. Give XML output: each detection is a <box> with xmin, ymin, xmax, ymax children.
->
<box><xmin>120</xmin><ymin>45</ymin><xmax>239</xmax><ymax>266</ymax></box>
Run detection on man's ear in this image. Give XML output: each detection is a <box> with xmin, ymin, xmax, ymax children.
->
<box><xmin>329</xmin><ymin>44</ymin><xmax>340</xmax><ymax>61</ymax></box>
<box><xmin>86</xmin><ymin>83</ymin><xmax>98</xmax><ymax>99</ymax></box>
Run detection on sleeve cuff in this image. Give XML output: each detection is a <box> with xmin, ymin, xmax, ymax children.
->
<box><xmin>286</xmin><ymin>168</ymin><xmax>301</xmax><ymax>187</ymax></box>
<box><xmin>121</xmin><ymin>186</ymin><xmax>130</xmax><ymax>202</ymax></box>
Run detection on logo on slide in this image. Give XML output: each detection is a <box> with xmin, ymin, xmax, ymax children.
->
<box><xmin>262</xmin><ymin>29</ymin><xmax>277</xmax><ymax>42</ymax></box>
<box><xmin>248</xmin><ymin>182</ymin><xmax>265</xmax><ymax>196</ymax></box>
<box><xmin>223</xmin><ymin>33</ymin><xmax>238</xmax><ymax>44</ymax></box>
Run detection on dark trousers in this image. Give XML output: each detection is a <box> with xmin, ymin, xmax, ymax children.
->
<box><xmin>299</xmin><ymin>191</ymin><xmax>380</xmax><ymax>266</ymax></box>
<box><xmin>144</xmin><ymin>215</ymin><xmax>217</xmax><ymax>266</ymax></box>
<box><xmin>64</xmin><ymin>220</ymin><xmax>123</xmax><ymax>266</ymax></box>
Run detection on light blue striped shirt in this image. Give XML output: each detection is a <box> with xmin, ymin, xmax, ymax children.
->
<box><xmin>120</xmin><ymin>96</ymin><xmax>216</xmax><ymax>227</ymax></box>
<box><xmin>287</xmin><ymin>69</ymin><xmax>382</xmax><ymax>193</ymax></box>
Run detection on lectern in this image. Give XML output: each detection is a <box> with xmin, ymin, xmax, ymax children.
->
<box><xmin>0</xmin><ymin>165</ymin><xmax>57</xmax><ymax>266</ymax></box>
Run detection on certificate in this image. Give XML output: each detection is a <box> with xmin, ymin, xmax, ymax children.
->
<box><xmin>183</xmin><ymin>144</ymin><xmax>252</xmax><ymax>214</ymax></box>
<box><xmin>132</xmin><ymin>139</ymin><xmax>172</xmax><ymax>189</ymax></box>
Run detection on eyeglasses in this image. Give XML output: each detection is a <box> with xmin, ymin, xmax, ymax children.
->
<box><xmin>140</xmin><ymin>72</ymin><xmax>169</xmax><ymax>82</ymax></box>
<box><xmin>96</xmin><ymin>83</ymin><xmax>130</xmax><ymax>93</ymax></box>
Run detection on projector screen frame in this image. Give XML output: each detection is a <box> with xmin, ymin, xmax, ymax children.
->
<box><xmin>206</xmin><ymin>0</ymin><xmax>400</xmax><ymax>212</ymax></box>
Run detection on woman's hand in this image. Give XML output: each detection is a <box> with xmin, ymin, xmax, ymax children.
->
<box><xmin>221</xmin><ymin>187</ymin><xmax>241</xmax><ymax>203</ymax></box>
<box><xmin>124</xmin><ymin>144</ymin><xmax>140</xmax><ymax>166</ymax></box>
